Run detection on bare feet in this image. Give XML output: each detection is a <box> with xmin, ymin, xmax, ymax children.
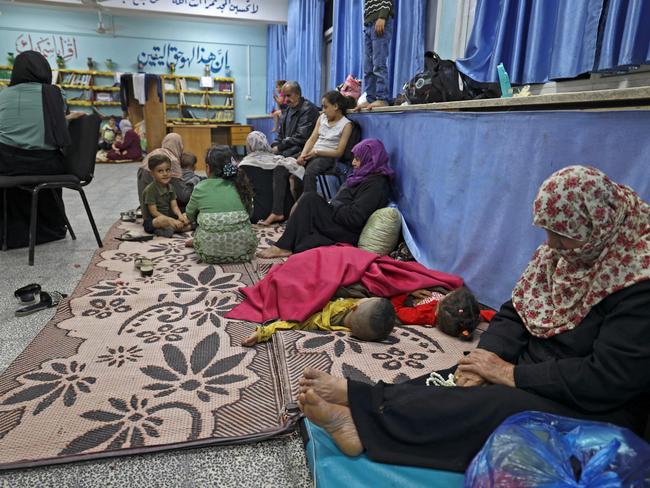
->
<box><xmin>353</xmin><ymin>101</ymin><xmax>370</xmax><ymax>112</ymax></box>
<box><xmin>369</xmin><ymin>99</ymin><xmax>389</xmax><ymax>109</ymax></box>
<box><xmin>258</xmin><ymin>213</ymin><xmax>285</xmax><ymax>226</ymax></box>
<box><xmin>185</xmin><ymin>238</ymin><xmax>194</xmax><ymax>248</ymax></box>
<box><xmin>256</xmin><ymin>245</ymin><xmax>292</xmax><ymax>259</ymax></box>
<box><xmin>299</xmin><ymin>368</ymin><xmax>348</xmax><ymax>405</ymax></box>
<box><xmin>298</xmin><ymin>389</ymin><xmax>363</xmax><ymax>457</ymax></box>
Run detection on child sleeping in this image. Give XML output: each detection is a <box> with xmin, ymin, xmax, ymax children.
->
<box><xmin>241</xmin><ymin>297</ymin><xmax>396</xmax><ymax>346</ymax></box>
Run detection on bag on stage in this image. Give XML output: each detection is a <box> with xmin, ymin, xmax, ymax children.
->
<box><xmin>465</xmin><ymin>411</ymin><xmax>650</xmax><ymax>488</ymax></box>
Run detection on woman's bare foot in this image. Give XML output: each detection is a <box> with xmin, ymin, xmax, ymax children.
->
<box><xmin>185</xmin><ymin>238</ymin><xmax>194</xmax><ymax>248</ymax></box>
<box><xmin>299</xmin><ymin>389</ymin><xmax>363</xmax><ymax>457</ymax></box>
<box><xmin>257</xmin><ymin>245</ymin><xmax>292</xmax><ymax>259</ymax></box>
<box><xmin>299</xmin><ymin>368</ymin><xmax>348</xmax><ymax>405</ymax></box>
<box><xmin>258</xmin><ymin>213</ymin><xmax>285</xmax><ymax>226</ymax></box>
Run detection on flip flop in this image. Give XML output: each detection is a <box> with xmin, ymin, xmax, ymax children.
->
<box><xmin>15</xmin><ymin>291</ymin><xmax>67</xmax><ymax>317</ymax></box>
<box><xmin>134</xmin><ymin>257</ymin><xmax>154</xmax><ymax>277</ymax></box>
<box><xmin>14</xmin><ymin>283</ymin><xmax>41</xmax><ymax>304</ymax></box>
<box><xmin>120</xmin><ymin>210</ymin><xmax>137</xmax><ymax>222</ymax></box>
<box><xmin>116</xmin><ymin>232</ymin><xmax>154</xmax><ymax>242</ymax></box>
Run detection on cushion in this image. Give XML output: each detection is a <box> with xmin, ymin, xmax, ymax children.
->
<box><xmin>358</xmin><ymin>207</ymin><xmax>402</xmax><ymax>255</ymax></box>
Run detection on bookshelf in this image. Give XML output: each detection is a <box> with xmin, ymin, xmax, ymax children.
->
<box><xmin>55</xmin><ymin>69</ymin><xmax>122</xmax><ymax>118</ymax></box>
<box><xmin>0</xmin><ymin>65</ymin><xmax>12</xmax><ymax>86</ymax></box>
<box><xmin>162</xmin><ymin>74</ymin><xmax>235</xmax><ymax>124</ymax></box>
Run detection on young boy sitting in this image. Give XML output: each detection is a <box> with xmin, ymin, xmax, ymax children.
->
<box><xmin>141</xmin><ymin>154</ymin><xmax>192</xmax><ymax>237</ymax></box>
<box><xmin>180</xmin><ymin>152</ymin><xmax>204</xmax><ymax>188</ymax></box>
<box><xmin>98</xmin><ymin>115</ymin><xmax>119</xmax><ymax>150</ymax></box>
<box><xmin>241</xmin><ymin>297</ymin><xmax>396</xmax><ymax>347</ymax></box>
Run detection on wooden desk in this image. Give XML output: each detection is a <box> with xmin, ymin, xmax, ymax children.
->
<box><xmin>167</xmin><ymin>124</ymin><xmax>252</xmax><ymax>171</ymax></box>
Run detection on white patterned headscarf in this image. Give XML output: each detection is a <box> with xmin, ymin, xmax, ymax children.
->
<box><xmin>239</xmin><ymin>131</ymin><xmax>305</xmax><ymax>179</ymax></box>
<box><xmin>512</xmin><ymin>165</ymin><xmax>650</xmax><ymax>338</ymax></box>
<box><xmin>246</xmin><ymin>131</ymin><xmax>273</xmax><ymax>154</ymax></box>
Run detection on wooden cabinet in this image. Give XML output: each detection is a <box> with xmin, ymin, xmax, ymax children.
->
<box><xmin>168</xmin><ymin>124</ymin><xmax>252</xmax><ymax>171</ymax></box>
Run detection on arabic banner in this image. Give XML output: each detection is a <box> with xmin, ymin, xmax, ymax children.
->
<box><xmin>40</xmin><ymin>0</ymin><xmax>288</xmax><ymax>23</ymax></box>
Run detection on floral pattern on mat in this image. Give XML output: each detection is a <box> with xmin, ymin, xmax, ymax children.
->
<box><xmin>0</xmin><ymin>221</ymin><xmax>290</xmax><ymax>469</ymax></box>
<box><xmin>273</xmin><ymin>325</ymin><xmax>483</xmax><ymax>400</ymax></box>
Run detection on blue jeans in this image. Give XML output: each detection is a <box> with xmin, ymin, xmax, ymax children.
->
<box><xmin>363</xmin><ymin>18</ymin><xmax>392</xmax><ymax>103</ymax></box>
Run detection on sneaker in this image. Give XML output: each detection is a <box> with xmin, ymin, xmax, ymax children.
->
<box><xmin>154</xmin><ymin>227</ymin><xmax>174</xmax><ymax>238</ymax></box>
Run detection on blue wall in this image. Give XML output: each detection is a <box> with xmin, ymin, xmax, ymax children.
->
<box><xmin>0</xmin><ymin>4</ymin><xmax>268</xmax><ymax>123</ymax></box>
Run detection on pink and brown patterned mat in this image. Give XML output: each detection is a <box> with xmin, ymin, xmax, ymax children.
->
<box><xmin>0</xmin><ymin>222</ymin><xmax>478</xmax><ymax>470</ymax></box>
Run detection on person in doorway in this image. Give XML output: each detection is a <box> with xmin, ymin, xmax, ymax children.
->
<box><xmin>297</xmin><ymin>165</ymin><xmax>650</xmax><ymax>472</ymax></box>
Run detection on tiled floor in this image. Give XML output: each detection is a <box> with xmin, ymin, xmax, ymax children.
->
<box><xmin>0</xmin><ymin>163</ymin><xmax>312</xmax><ymax>487</ymax></box>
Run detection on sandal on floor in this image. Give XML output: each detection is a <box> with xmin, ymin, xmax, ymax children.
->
<box><xmin>116</xmin><ymin>231</ymin><xmax>154</xmax><ymax>242</ymax></box>
<box><xmin>15</xmin><ymin>291</ymin><xmax>67</xmax><ymax>317</ymax></box>
<box><xmin>120</xmin><ymin>210</ymin><xmax>137</xmax><ymax>222</ymax></box>
<box><xmin>135</xmin><ymin>207</ymin><xmax>143</xmax><ymax>219</ymax></box>
<box><xmin>14</xmin><ymin>283</ymin><xmax>41</xmax><ymax>304</ymax></box>
<box><xmin>134</xmin><ymin>257</ymin><xmax>154</xmax><ymax>277</ymax></box>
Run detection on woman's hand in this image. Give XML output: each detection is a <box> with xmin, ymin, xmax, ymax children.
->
<box><xmin>457</xmin><ymin>349</ymin><xmax>515</xmax><ymax>387</ymax></box>
<box><xmin>410</xmin><ymin>289</ymin><xmax>432</xmax><ymax>300</ymax></box>
<box><xmin>454</xmin><ymin>370</ymin><xmax>486</xmax><ymax>388</ymax></box>
<box><xmin>297</xmin><ymin>154</ymin><xmax>307</xmax><ymax>166</ymax></box>
<box><xmin>65</xmin><ymin>111</ymin><xmax>86</xmax><ymax>121</ymax></box>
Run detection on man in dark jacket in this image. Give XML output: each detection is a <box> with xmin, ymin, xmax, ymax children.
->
<box><xmin>261</xmin><ymin>81</ymin><xmax>319</xmax><ymax>225</ymax></box>
<box><xmin>271</xmin><ymin>81</ymin><xmax>319</xmax><ymax>157</ymax></box>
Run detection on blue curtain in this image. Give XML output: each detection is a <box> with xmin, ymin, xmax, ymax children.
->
<box><xmin>388</xmin><ymin>0</ymin><xmax>427</xmax><ymax>97</ymax></box>
<box><xmin>456</xmin><ymin>0</ymin><xmax>604</xmax><ymax>84</ymax></box>
<box><xmin>595</xmin><ymin>0</ymin><xmax>650</xmax><ymax>71</ymax></box>
<box><xmin>286</xmin><ymin>0</ymin><xmax>325</xmax><ymax>104</ymax></box>
<box><xmin>329</xmin><ymin>0</ymin><xmax>364</xmax><ymax>90</ymax></box>
<box><xmin>266</xmin><ymin>24</ymin><xmax>288</xmax><ymax>113</ymax></box>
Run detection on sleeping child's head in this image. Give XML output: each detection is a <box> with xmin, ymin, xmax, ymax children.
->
<box><xmin>346</xmin><ymin>297</ymin><xmax>396</xmax><ymax>342</ymax></box>
<box><xmin>181</xmin><ymin>152</ymin><xmax>197</xmax><ymax>171</ymax></box>
<box><xmin>436</xmin><ymin>287</ymin><xmax>481</xmax><ymax>341</ymax></box>
<box><xmin>148</xmin><ymin>154</ymin><xmax>172</xmax><ymax>186</ymax></box>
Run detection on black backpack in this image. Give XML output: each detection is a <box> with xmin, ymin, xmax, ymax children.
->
<box><xmin>402</xmin><ymin>52</ymin><xmax>500</xmax><ymax>105</ymax></box>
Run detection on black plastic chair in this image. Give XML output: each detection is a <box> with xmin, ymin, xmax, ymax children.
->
<box><xmin>317</xmin><ymin>120</ymin><xmax>362</xmax><ymax>200</ymax></box>
<box><xmin>0</xmin><ymin>113</ymin><xmax>103</xmax><ymax>265</ymax></box>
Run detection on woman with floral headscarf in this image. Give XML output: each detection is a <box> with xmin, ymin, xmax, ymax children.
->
<box><xmin>258</xmin><ymin>138</ymin><xmax>393</xmax><ymax>258</ymax></box>
<box><xmin>295</xmin><ymin>166</ymin><xmax>650</xmax><ymax>472</ymax></box>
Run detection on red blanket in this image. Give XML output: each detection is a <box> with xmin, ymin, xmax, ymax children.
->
<box><xmin>226</xmin><ymin>245</ymin><xmax>464</xmax><ymax>323</ymax></box>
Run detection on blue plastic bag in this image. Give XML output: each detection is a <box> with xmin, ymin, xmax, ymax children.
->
<box><xmin>465</xmin><ymin>411</ymin><xmax>650</xmax><ymax>487</ymax></box>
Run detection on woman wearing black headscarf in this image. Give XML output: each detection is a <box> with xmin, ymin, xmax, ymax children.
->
<box><xmin>0</xmin><ymin>51</ymin><xmax>83</xmax><ymax>249</ymax></box>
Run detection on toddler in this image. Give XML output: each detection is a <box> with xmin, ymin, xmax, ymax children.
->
<box><xmin>98</xmin><ymin>115</ymin><xmax>118</xmax><ymax>150</ymax></box>
<box><xmin>242</xmin><ymin>297</ymin><xmax>396</xmax><ymax>346</ymax></box>
<box><xmin>184</xmin><ymin>145</ymin><xmax>257</xmax><ymax>264</ymax></box>
<box><xmin>180</xmin><ymin>152</ymin><xmax>204</xmax><ymax>188</ymax></box>
<box><xmin>392</xmin><ymin>287</ymin><xmax>495</xmax><ymax>340</ymax></box>
<box><xmin>270</xmin><ymin>79</ymin><xmax>287</xmax><ymax>132</ymax></box>
<box><xmin>141</xmin><ymin>154</ymin><xmax>191</xmax><ymax>237</ymax></box>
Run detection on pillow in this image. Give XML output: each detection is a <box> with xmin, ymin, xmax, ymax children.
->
<box><xmin>358</xmin><ymin>207</ymin><xmax>402</xmax><ymax>255</ymax></box>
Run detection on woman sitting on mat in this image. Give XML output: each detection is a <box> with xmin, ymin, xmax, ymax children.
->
<box><xmin>107</xmin><ymin>119</ymin><xmax>142</xmax><ymax>162</ymax></box>
<box><xmin>136</xmin><ymin>133</ymin><xmax>192</xmax><ymax>209</ymax></box>
<box><xmin>257</xmin><ymin>138</ymin><xmax>393</xmax><ymax>258</ymax></box>
<box><xmin>184</xmin><ymin>145</ymin><xmax>257</xmax><ymax>264</ymax></box>
<box><xmin>0</xmin><ymin>50</ymin><xmax>85</xmax><ymax>249</ymax></box>
<box><xmin>260</xmin><ymin>90</ymin><xmax>355</xmax><ymax>226</ymax></box>
<box><xmin>297</xmin><ymin>165</ymin><xmax>650</xmax><ymax>472</ymax></box>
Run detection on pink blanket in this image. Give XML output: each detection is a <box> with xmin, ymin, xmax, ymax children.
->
<box><xmin>226</xmin><ymin>245</ymin><xmax>464</xmax><ymax>323</ymax></box>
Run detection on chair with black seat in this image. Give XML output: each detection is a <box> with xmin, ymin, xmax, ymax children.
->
<box><xmin>317</xmin><ymin>120</ymin><xmax>362</xmax><ymax>200</ymax></box>
<box><xmin>0</xmin><ymin>113</ymin><xmax>103</xmax><ymax>265</ymax></box>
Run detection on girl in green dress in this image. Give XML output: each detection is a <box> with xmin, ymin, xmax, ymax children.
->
<box><xmin>184</xmin><ymin>145</ymin><xmax>257</xmax><ymax>264</ymax></box>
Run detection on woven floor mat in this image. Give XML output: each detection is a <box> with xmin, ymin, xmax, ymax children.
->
<box><xmin>0</xmin><ymin>221</ymin><xmax>289</xmax><ymax>470</ymax></box>
<box><xmin>272</xmin><ymin>311</ymin><xmax>483</xmax><ymax>400</ymax></box>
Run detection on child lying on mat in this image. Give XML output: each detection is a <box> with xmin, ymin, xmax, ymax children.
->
<box><xmin>241</xmin><ymin>297</ymin><xmax>396</xmax><ymax>346</ymax></box>
<box><xmin>392</xmin><ymin>287</ymin><xmax>496</xmax><ymax>341</ymax></box>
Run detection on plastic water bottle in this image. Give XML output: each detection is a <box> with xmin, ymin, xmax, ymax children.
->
<box><xmin>497</xmin><ymin>63</ymin><xmax>513</xmax><ymax>98</ymax></box>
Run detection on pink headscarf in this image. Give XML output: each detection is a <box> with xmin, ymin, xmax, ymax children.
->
<box><xmin>346</xmin><ymin>139</ymin><xmax>395</xmax><ymax>187</ymax></box>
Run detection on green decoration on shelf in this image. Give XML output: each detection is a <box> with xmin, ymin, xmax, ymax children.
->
<box><xmin>87</xmin><ymin>57</ymin><xmax>95</xmax><ymax>70</ymax></box>
<box><xmin>7</xmin><ymin>52</ymin><xmax>14</xmax><ymax>66</ymax></box>
<box><xmin>56</xmin><ymin>55</ymin><xmax>66</xmax><ymax>69</ymax></box>
<box><xmin>168</xmin><ymin>62</ymin><xmax>176</xmax><ymax>74</ymax></box>
<box><xmin>105</xmin><ymin>58</ymin><xmax>115</xmax><ymax>70</ymax></box>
